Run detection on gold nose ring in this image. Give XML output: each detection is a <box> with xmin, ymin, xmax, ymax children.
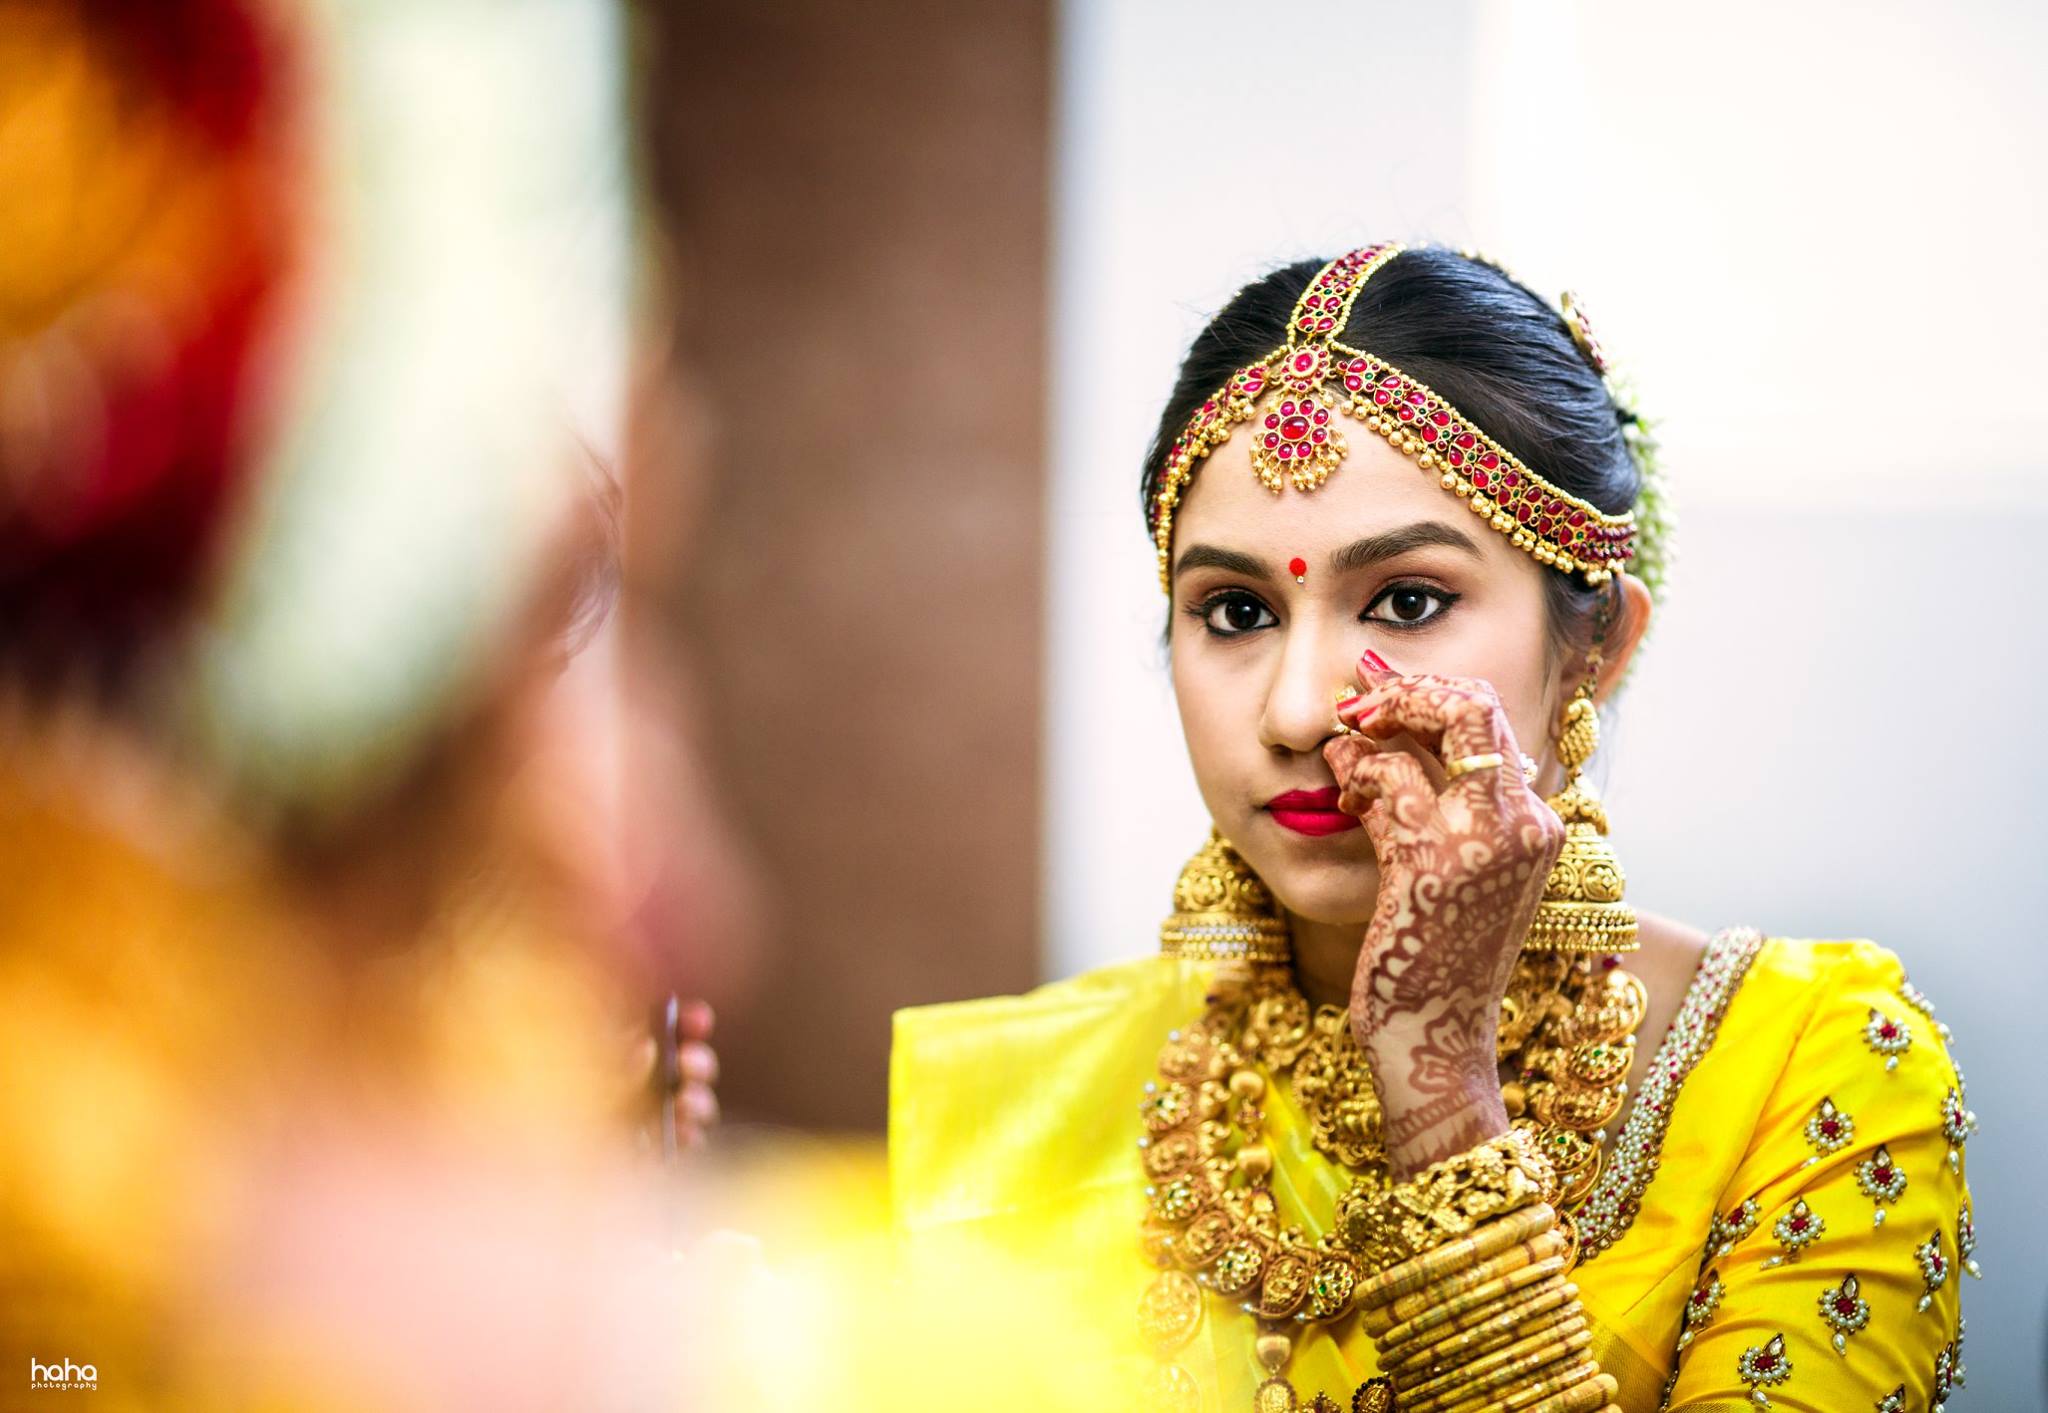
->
<box><xmin>1332</xmin><ymin>683</ymin><xmax>1360</xmax><ymax>736</ymax></box>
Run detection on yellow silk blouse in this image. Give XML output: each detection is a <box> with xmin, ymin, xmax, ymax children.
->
<box><xmin>889</xmin><ymin>927</ymin><xmax>1976</xmax><ymax>1411</ymax></box>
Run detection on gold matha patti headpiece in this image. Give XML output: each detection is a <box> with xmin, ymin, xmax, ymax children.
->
<box><xmin>1148</xmin><ymin>242</ymin><xmax>1639</xmax><ymax>592</ymax></box>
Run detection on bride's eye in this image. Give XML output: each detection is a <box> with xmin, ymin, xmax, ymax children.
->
<box><xmin>1364</xmin><ymin>583</ymin><xmax>1459</xmax><ymax>628</ymax></box>
<box><xmin>1190</xmin><ymin>590</ymin><xmax>1277</xmax><ymax>637</ymax></box>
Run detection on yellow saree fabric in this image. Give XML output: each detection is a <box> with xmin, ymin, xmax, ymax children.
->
<box><xmin>889</xmin><ymin>928</ymin><xmax>1975</xmax><ymax>1411</ymax></box>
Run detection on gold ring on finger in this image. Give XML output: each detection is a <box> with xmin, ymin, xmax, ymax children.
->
<box><xmin>1443</xmin><ymin>751</ymin><xmax>1506</xmax><ymax>782</ymax></box>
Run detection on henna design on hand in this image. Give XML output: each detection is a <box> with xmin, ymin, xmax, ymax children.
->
<box><xmin>1325</xmin><ymin>671</ymin><xmax>1565</xmax><ymax>1175</ymax></box>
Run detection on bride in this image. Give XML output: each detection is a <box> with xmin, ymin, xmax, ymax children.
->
<box><xmin>888</xmin><ymin>243</ymin><xmax>1974</xmax><ymax>1411</ymax></box>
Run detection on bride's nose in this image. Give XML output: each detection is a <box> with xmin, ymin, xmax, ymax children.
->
<box><xmin>1257</xmin><ymin>621</ymin><xmax>1353</xmax><ymax>756</ymax></box>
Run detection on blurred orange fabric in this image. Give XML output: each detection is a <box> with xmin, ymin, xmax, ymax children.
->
<box><xmin>0</xmin><ymin>710</ymin><xmax>655</xmax><ymax>1410</ymax></box>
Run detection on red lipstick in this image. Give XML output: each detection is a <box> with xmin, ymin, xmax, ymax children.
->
<box><xmin>1264</xmin><ymin>787</ymin><xmax>1360</xmax><ymax>837</ymax></box>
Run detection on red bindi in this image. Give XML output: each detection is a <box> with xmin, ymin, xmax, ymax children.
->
<box><xmin>1288</xmin><ymin>556</ymin><xmax>1308</xmax><ymax>583</ymax></box>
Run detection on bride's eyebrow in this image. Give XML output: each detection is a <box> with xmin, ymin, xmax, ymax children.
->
<box><xmin>1330</xmin><ymin>521</ymin><xmax>1482</xmax><ymax>574</ymax></box>
<box><xmin>1171</xmin><ymin>544</ymin><xmax>1271</xmax><ymax>582</ymax></box>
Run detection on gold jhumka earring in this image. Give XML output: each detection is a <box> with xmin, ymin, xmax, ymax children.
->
<box><xmin>1526</xmin><ymin>599</ymin><xmax>1639</xmax><ymax>955</ymax></box>
<box><xmin>1158</xmin><ymin>829</ymin><xmax>1291</xmax><ymax>966</ymax></box>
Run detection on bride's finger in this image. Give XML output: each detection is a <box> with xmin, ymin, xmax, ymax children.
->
<box><xmin>1327</xmin><ymin>743</ymin><xmax>1436</xmax><ymax>847</ymax></box>
<box><xmin>1338</xmin><ymin>673</ymin><xmax>1514</xmax><ymax>767</ymax></box>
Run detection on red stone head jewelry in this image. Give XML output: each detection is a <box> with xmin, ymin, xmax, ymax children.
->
<box><xmin>1150</xmin><ymin>242</ymin><xmax>1639</xmax><ymax>592</ymax></box>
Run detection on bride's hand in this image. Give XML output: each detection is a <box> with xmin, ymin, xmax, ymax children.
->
<box><xmin>1323</xmin><ymin>652</ymin><xmax>1564</xmax><ymax>1177</ymax></box>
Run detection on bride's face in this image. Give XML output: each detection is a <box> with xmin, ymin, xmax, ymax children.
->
<box><xmin>1167</xmin><ymin>417</ymin><xmax>1570</xmax><ymax>926</ymax></box>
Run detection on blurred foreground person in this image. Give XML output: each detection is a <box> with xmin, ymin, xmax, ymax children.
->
<box><xmin>2</xmin><ymin>5</ymin><xmax>1124</xmax><ymax>1409</ymax></box>
<box><xmin>0</xmin><ymin>4</ymin><xmax>720</xmax><ymax>1406</ymax></box>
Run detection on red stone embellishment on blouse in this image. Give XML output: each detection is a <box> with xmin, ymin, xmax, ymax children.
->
<box><xmin>1932</xmin><ymin>1320</ymin><xmax>1966</xmax><ymax>1408</ymax></box>
<box><xmin>1855</xmin><ymin>1143</ymin><xmax>1908</xmax><ymax>1226</ymax></box>
<box><xmin>1816</xmin><ymin>1271</ymin><xmax>1870</xmax><ymax>1355</ymax></box>
<box><xmin>1957</xmin><ymin>1200</ymin><xmax>1981</xmax><ymax>1278</ymax></box>
<box><xmin>1763</xmin><ymin>1198</ymin><xmax>1824</xmax><ymax>1268</ymax></box>
<box><xmin>1736</xmin><ymin>1332</ymin><xmax>1793</xmax><ymax>1407</ymax></box>
<box><xmin>1802</xmin><ymin>1096</ymin><xmax>1855</xmax><ymax>1166</ymax></box>
<box><xmin>1678</xmin><ymin>1269</ymin><xmax>1723</xmax><ymax>1350</ymax></box>
<box><xmin>1709</xmin><ymin>1197</ymin><xmax>1762</xmax><ymax>1258</ymax></box>
<box><xmin>1861</xmin><ymin>1007</ymin><xmax>1911</xmax><ymax>1072</ymax></box>
<box><xmin>1913</xmin><ymin>1230</ymin><xmax>1949</xmax><ymax>1312</ymax></box>
<box><xmin>1940</xmin><ymin>1081</ymin><xmax>1977</xmax><ymax>1172</ymax></box>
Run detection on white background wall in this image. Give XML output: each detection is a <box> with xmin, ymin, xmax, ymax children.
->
<box><xmin>1045</xmin><ymin>0</ymin><xmax>2047</xmax><ymax>1402</ymax></box>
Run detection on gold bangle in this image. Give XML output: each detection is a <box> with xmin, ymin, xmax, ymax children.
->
<box><xmin>1430</xmin><ymin>1356</ymin><xmax>1598</xmax><ymax>1413</ymax></box>
<box><xmin>1362</xmin><ymin>1237</ymin><xmax>1562</xmax><ymax>1337</ymax></box>
<box><xmin>1385</xmin><ymin>1279</ymin><xmax>1577</xmax><ymax>1377</ymax></box>
<box><xmin>1341</xmin><ymin>1128</ymin><xmax>1558</xmax><ymax>1274</ymax></box>
<box><xmin>1387</xmin><ymin>1284</ymin><xmax>1573</xmax><ymax>1377</ymax></box>
<box><xmin>1401</xmin><ymin>1322</ymin><xmax>1590</xmax><ymax>1413</ymax></box>
<box><xmin>1414</xmin><ymin>1313</ymin><xmax>1588</xmax><ymax>1400</ymax></box>
<box><xmin>1387</xmin><ymin>1267</ymin><xmax>1574</xmax><ymax>1354</ymax></box>
<box><xmin>1355</xmin><ymin>1202</ymin><xmax>1556</xmax><ymax>1310</ymax></box>
<box><xmin>1368</xmin><ymin>1234</ymin><xmax>1565</xmax><ymax>1341</ymax></box>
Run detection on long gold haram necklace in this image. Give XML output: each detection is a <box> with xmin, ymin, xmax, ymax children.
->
<box><xmin>1135</xmin><ymin>952</ymin><xmax>1646</xmax><ymax>1412</ymax></box>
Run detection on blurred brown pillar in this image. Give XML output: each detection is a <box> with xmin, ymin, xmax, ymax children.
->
<box><xmin>639</xmin><ymin>1</ymin><xmax>1051</xmax><ymax>1130</ymax></box>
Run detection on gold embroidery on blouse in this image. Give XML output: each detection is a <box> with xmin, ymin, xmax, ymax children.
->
<box><xmin>1575</xmin><ymin>927</ymin><xmax>1766</xmax><ymax>1260</ymax></box>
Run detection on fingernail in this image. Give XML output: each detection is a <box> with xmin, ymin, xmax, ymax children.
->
<box><xmin>1359</xmin><ymin>650</ymin><xmax>1392</xmax><ymax>674</ymax></box>
<box><xmin>1335</xmin><ymin>693</ymin><xmax>1363</xmax><ymax>713</ymax></box>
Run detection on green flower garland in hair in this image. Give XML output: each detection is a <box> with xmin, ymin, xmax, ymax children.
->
<box><xmin>1602</xmin><ymin>359</ymin><xmax>1673</xmax><ymax>690</ymax></box>
<box><xmin>1454</xmin><ymin>247</ymin><xmax>1675</xmax><ymax>617</ymax></box>
<box><xmin>1551</xmin><ymin>281</ymin><xmax>1675</xmax><ymax>692</ymax></box>
<box><xmin>1600</xmin><ymin>361</ymin><xmax>1675</xmax><ymax>612</ymax></box>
